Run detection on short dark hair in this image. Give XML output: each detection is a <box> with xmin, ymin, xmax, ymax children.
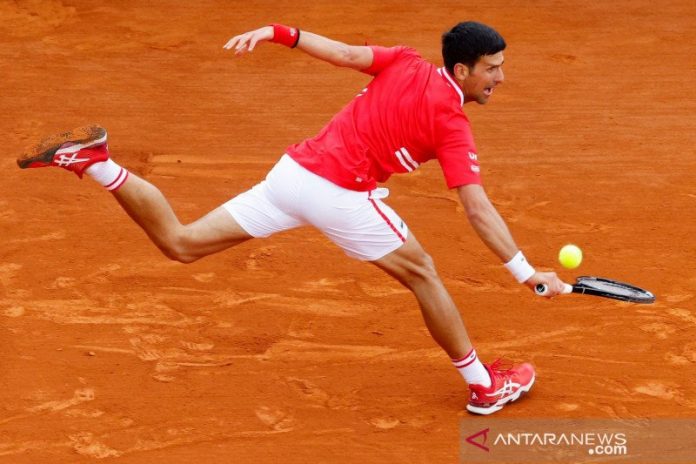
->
<box><xmin>441</xmin><ymin>22</ymin><xmax>506</xmax><ymax>74</ymax></box>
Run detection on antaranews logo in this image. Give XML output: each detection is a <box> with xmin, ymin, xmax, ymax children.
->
<box><xmin>465</xmin><ymin>428</ymin><xmax>490</xmax><ymax>452</ymax></box>
<box><xmin>462</xmin><ymin>419</ymin><xmax>696</xmax><ymax>464</ymax></box>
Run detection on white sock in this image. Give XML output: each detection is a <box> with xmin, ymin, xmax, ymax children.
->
<box><xmin>85</xmin><ymin>159</ymin><xmax>129</xmax><ymax>191</ymax></box>
<box><xmin>452</xmin><ymin>349</ymin><xmax>491</xmax><ymax>388</ymax></box>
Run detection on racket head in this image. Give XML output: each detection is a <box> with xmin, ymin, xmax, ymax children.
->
<box><xmin>573</xmin><ymin>276</ymin><xmax>655</xmax><ymax>303</ymax></box>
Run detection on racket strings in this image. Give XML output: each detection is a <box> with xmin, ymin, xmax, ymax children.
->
<box><xmin>576</xmin><ymin>277</ymin><xmax>655</xmax><ymax>302</ymax></box>
<box><xmin>586</xmin><ymin>281</ymin><xmax>642</xmax><ymax>297</ymax></box>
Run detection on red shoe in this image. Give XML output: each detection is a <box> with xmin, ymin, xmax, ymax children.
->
<box><xmin>467</xmin><ymin>360</ymin><xmax>535</xmax><ymax>415</ymax></box>
<box><xmin>17</xmin><ymin>125</ymin><xmax>109</xmax><ymax>178</ymax></box>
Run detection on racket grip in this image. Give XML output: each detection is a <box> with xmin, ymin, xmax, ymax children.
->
<box><xmin>535</xmin><ymin>283</ymin><xmax>573</xmax><ymax>296</ymax></box>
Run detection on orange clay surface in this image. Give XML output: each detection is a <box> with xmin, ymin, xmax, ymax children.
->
<box><xmin>1</xmin><ymin>1</ymin><xmax>695</xmax><ymax>462</ymax></box>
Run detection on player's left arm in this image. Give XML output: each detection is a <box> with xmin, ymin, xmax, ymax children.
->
<box><xmin>457</xmin><ymin>184</ymin><xmax>566</xmax><ymax>296</ymax></box>
<box><xmin>224</xmin><ymin>25</ymin><xmax>374</xmax><ymax>71</ymax></box>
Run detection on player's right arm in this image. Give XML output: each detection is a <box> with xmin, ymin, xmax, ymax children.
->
<box><xmin>457</xmin><ymin>184</ymin><xmax>567</xmax><ymax>297</ymax></box>
<box><xmin>223</xmin><ymin>25</ymin><xmax>374</xmax><ymax>71</ymax></box>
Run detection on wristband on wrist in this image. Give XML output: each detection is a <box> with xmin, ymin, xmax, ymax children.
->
<box><xmin>504</xmin><ymin>251</ymin><xmax>536</xmax><ymax>283</ymax></box>
<box><xmin>270</xmin><ymin>23</ymin><xmax>301</xmax><ymax>48</ymax></box>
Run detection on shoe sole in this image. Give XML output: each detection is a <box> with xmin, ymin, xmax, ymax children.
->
<box><xmin>17</xmin><ymin>125</ymin><xmax>107</xmax><ymax>169</ymax></box>
<box><xmin>466</xmin><ymin>374</ymin><xmax>536</xmax><ymax>415</ymax></box>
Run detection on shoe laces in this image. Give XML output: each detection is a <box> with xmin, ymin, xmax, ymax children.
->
<box><xmin>488</xmin><ymin>358</ymin><xmax>514</xmax><ymax>375</ymax></box>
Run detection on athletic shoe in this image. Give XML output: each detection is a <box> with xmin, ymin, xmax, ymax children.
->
<box><xmin>17</xmin><ymin>125</ymin><xmax>109</xmax><ymax>178</ymax></box>
<box><xmin>466</xmin><ymin>359</ymin><xmax>535</xmax><ymax>415</ymax></box>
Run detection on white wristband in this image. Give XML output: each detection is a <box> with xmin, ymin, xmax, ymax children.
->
<box><xmin>504</xmin><ymin>251</ymin><xmax>536</xmax><ymax>283</ymax></box>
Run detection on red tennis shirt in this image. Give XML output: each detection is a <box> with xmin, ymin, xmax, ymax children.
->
<box><xmin>286</xmin><ymin>46</ymin><xmax>481</xmax><ymax>192</ymax></box>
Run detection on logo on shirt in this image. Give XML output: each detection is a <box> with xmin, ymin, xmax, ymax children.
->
<box><xmin>394</xmin><ymin>147</ymin><xmax>419</xmax><ymax>172</ymax></box>
<box><xmin>468</xmin><ymin>151</ymin><xmax>478</xmax><ymax>161</ymax></box>
<box><xmin>471</xmin><ymin>165</ymin><xmax>480</xmax><ymax>173</ymax></box>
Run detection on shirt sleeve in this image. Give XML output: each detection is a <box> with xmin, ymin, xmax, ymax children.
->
<box><xmin>361</xmin><ymin>46</ymin><xmax>409</xmax><ymax>76</ymax></box>
<box><xmin>435</xmin><ymin>112</ymin><xmax>483</xmax><ymax>189</ymax></box>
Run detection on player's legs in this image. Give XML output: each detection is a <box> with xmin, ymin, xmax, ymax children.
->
<box><xmin>371</xmin><ymin>233</ymin><xmax>473</xmax><ymax>359</ymax></box>
<box><xmin>20</xmin><ymin>126</ymin><xmax>533</xmax><ymax>413</ymax></box>
<box><xmin>112</xmin><ymin>174</ymin><xmax>253</xmax><ymax>263</ymax></box>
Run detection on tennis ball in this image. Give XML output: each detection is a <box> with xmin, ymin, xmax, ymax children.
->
<box><xmin>559</xmin><ymin>244</ymin><xmax>582</xmax><ymax>269</ymax></box>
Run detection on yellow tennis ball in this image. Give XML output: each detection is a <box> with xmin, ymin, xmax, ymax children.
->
<box><xmin>559</xmin><ymin>244</ymin><xmax>583</xmax><ymax>269</ymax></box>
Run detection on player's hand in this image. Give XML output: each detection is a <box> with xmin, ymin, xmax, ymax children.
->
<box><xmin>223</xmin><ymin>26</ymin><xmax>274</xmax><ymax>55</ymax></box>
<box><xmin>524</xmin><ymin>271</ymin><xmax>566</xmax><ymax>298</ymax></box>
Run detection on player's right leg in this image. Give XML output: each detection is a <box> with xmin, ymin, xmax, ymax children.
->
<box><xmin>16</xmin><ymin>125</ymin><xmax>288</xmax><ymax>263</ymax></box>
<box><xmin>289</xmin><ymin>167</ymin><xmax>535</xmax><ymax>415</ymax></box>
<box><xmin>372</xmin><ymin>234</ymin><xmax>535</xmax><ymax>415</ymax></box>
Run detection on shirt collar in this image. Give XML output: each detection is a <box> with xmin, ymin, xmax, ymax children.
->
<box><xmin>437</xmin><ymin>67</ymin><xmax>465</xmax><ymax>106</ymax></box>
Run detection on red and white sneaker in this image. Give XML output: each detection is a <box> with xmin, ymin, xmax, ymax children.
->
<box><xmin>17</xmin><ymin>125</ymin><xmax>109</xmax><ymax>178</ymax></box>
<box><xmin>467</xmin><ymin>360</ymin><xmax>536</xmax><ymax>415</ymax></box>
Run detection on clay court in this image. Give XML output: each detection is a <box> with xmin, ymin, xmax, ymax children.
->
<box><xmin>1</xmin><ymin>1</ymin><xmax>695</xmax><ymax>462</ymax></box>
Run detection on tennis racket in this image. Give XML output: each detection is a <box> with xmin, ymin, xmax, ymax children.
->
<box><xmin>535</xmin><ymin>276</ymin><xmax>655</xmax><ymax>303</ymax></box>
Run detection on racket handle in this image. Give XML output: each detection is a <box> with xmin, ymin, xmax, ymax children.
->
<box><xmin>535</xmin><ymin>283</ymin><xmax>573</xmax><ymax>296</ymax></box>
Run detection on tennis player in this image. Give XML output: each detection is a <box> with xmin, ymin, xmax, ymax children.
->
<box><xmin>18</xmin><ymin>22</ymin><xmax>567</xmax><ymax>415</ymax></box>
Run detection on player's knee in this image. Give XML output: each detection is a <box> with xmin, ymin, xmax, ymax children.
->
<box><xmin>169</xmin><ymin>251</ymin><xmax>199</xmax><ymax>264</ymax></box>
<box><xmin>159</xmin><ymin>235</ymin><xmax>199</xmax><ymax>264</ymax></box>
<box><xmin>415</xmin><ymin>252</ymin><xmax>438</xmax><ymax>279</ymax></box>
<box><xmin>403</xmin><ymin>251</ymin><xmax>439</xmax><ymax>287</ymax></box>
<box><xmin>160</xmin><ymin>246</ymin><xmax>194</xmax><ymax>263</ymax></box>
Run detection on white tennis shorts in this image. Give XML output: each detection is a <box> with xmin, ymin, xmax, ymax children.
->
<box><xmin>222</xmin><ymin>154</ymin><xmax>409</xmax><ymax>261</ymax></box>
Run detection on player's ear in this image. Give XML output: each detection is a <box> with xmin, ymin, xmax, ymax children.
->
<box><xmin>453</xmin><ymin>62</ymin><xmax>469</xmax><ymax>80</ymax></box>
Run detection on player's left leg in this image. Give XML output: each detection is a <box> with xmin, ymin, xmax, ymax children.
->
<box><xmin>16</xmin><ymin>125</ymin><xmax>311</xmax><ymax>264</ymax></box>
<box><xmin>17</xmin><ymin>125</ymin><xmax>255</xmax><ymax>263</ymax></box>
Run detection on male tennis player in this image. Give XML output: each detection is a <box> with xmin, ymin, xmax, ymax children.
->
<box><xmin>18</xmin><ymin>22</ymin><xmax>567</xmax><ymax>415</ymax></box>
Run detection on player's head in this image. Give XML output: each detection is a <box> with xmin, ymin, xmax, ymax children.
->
<box><xmin>442</xmin><ymin>22</ymin><xmax>506</xmax><ymax>105</ymax></box>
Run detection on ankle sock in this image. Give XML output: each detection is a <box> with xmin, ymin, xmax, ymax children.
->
<box><xmin>452</xmin><ymin>349</ymin><xmax>492</xmax><ymax>388</ymax></box>
<box><xmin>85</xmin><ymin>159</ymin><xmax>129</xmax><ymax>191</ymax></box>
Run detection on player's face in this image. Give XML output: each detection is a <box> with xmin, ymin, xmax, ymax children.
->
<box><xmin>462</xmin><ymin>52</ymin><xmax>505</xmax><ymax>105</ymax></box>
